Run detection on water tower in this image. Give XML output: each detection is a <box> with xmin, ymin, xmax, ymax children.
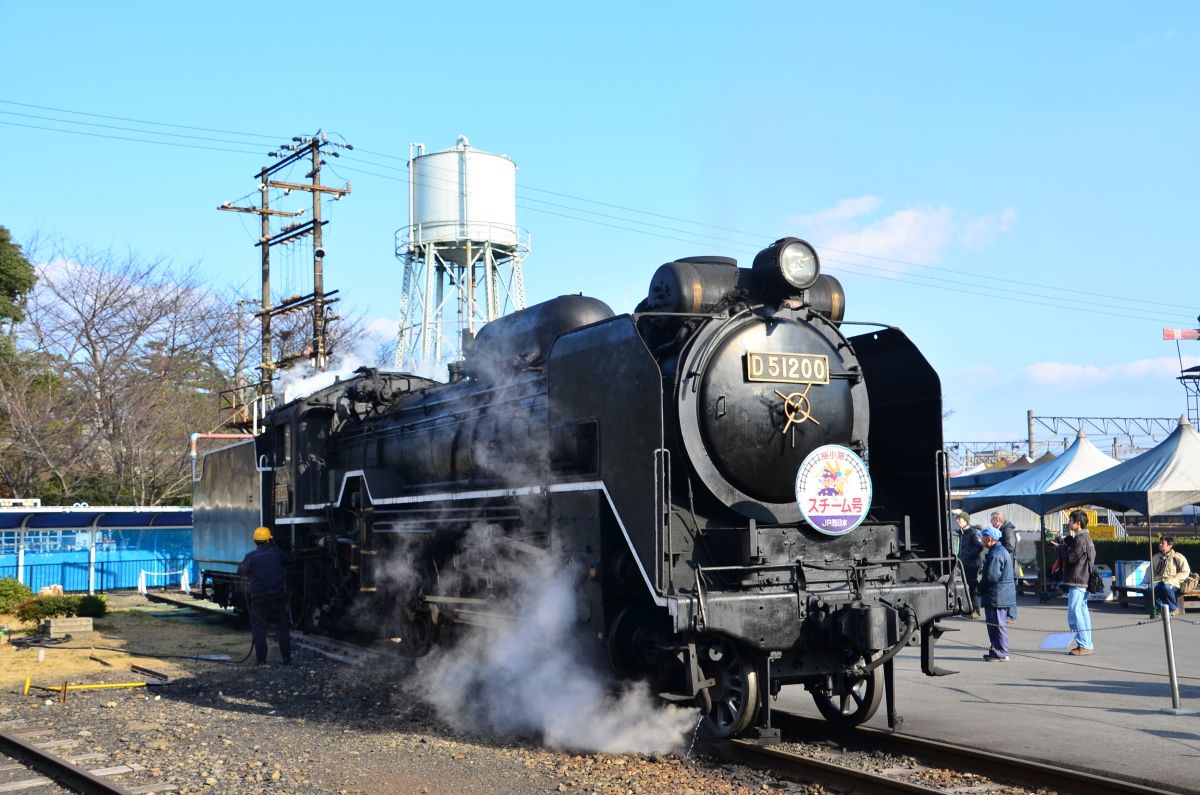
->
<box><xmin>394</xmin><ymin>136</ymin><xmax>529</xmax><ymax>375</ymax></box>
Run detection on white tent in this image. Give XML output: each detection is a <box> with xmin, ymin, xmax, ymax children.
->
<box><xmin>1044</xmin><ymin>417</ymin><xmax>1200</xmax><ymax>516</ymax></box>
<box><xmin>962</xmin><ymin>430</ymin><xmax>1119</xmax><ymax>515</ymax></box>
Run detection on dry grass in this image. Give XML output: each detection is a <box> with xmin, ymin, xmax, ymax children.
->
<box><xmin>0</xmin><ymin>592</ymin><xmax>249</xmax><ymax>690</ymax></box>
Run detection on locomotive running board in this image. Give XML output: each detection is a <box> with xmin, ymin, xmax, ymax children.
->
<box><xmin>310</xmin><ymin>474</ymin><xmax>668</xmax><ymax>608</ymax></box>
<box><xmin>920</xmin><ymin>622</ymin><xmax>958</xmax><ymax>677</ymax></box>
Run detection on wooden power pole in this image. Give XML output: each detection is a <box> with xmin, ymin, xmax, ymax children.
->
<box><xmin>219</xmin><ymin>133</ymin><xmax>352</xmax><ymax>412</ymax></box>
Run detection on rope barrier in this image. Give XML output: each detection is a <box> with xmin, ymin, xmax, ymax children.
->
<box><xmin>940</xmin><ymin>635</ymin><xmax>1200</xmax><ymax>681</ymax></box>
<box><xmin>137</xmin><ymin>568</ymin><xmax>191</xmax><ymax>595</ymax></box>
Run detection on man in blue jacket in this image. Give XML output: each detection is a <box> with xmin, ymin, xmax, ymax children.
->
<box><xmin>237</xmin><ymin>526</ymin><xmax>292</xmax><ymax>666</ymax></box>
<box><xmin>979</xmin><ymin>526</ymin><xmax>1016</xmax><ymax>662</ymax></box>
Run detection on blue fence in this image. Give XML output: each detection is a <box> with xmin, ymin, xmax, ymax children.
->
<box><xmin>0</xmin><ymin>528</ymin><xmax>198</xmax><ymax>593</ymax></box>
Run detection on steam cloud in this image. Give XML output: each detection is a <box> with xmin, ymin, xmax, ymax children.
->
<box><xmin>402</xmin><ymin>540</ymin><xmax>698</xmax><ymax>754</ymax></box>
<box><xmin>273</xmin><ymin>349</ymin><xmax>376</xmax><ymax>404</ymax></box>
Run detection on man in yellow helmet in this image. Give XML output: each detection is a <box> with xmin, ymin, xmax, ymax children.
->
<box><xmin>236</xmin><ymin>526</ymin><xmax>292</xmax><ymax>665</ymax></box>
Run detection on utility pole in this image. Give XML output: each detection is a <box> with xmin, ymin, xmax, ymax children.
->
<box><xmin>219</xmin><ymin>133</ymin><xmax>351</xmax><ymax>413</ymax></box>
<box><xmin>234</xmin><ymin>298</ymin><xmax>259</xmax><ymax>407</ymax></box>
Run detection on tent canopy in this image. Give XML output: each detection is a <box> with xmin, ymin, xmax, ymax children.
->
<box><xmin>1043</xmin><ymin>417</ymin><xmax>1200</xmax><ymax>516</ymax></box>
<box><xmin>949</xmin><ymin>454</ymin><xmax>1041</xmax><ymax>490</ymax></box>
<box><xmin>961</xmin><ymin>430</ymin><xmax>1119</xmax><ymax>515</ymax></box>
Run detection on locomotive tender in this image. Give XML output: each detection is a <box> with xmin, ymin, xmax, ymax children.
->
<box><xmin>194</xmin><ymin>237</ymin><xmax>970</xmax><ymax>738</ymax></box>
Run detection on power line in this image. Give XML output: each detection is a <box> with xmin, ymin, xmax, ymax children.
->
<box><xmin>351</xmin><ymin>149</ymin><xmax>1197</xmax><ymax>318</ymax></box>
<box><xmin>3</xmin><ymin>98</ymin><xmax>1196</xmax><ymax>323</ymax></box>
<box><xmin>0</xmin><ymin>99</ymin><xmax>284</xmax><ymax>140</ymax></box>
<box><xmin>0</xmin><ymin>109</ymin><xmax>284</xmax><ymax>150</ymax></box>
<box><xmin>0</xmin><ymin>119</ymin><xmax>265</xmax><ymax>156</ymax></box>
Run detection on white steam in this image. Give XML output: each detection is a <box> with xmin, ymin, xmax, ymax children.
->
<box><xmin>408</xmin><ymin>546</ymin><xmax>698</xmax><ymax>754</ymax></box>
<box><xmin>274</xmin><ymin>350</ymin><xmax>375</xmax><ymax>404</ymax></box>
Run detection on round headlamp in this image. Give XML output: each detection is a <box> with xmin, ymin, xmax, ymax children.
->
<box><xmin>778</xmin><ymin>240</ymin><xmax>820</xmax><ymax>289</ymax></box>
<box><xmin>751</xmin><ymin>237</ymin><xmax>821</xmax><ymax>298</ymax></box>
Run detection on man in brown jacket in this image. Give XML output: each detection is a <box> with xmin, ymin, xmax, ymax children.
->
<box><xmin>1053</xmin><ymin>510</ymin><xmax>1095</xmax><ymax>655</ymax></box>
<box><xmin>1152</xmin><ymin>536</ymin><xmax>1192</xmax><ymax>617</ymax></box>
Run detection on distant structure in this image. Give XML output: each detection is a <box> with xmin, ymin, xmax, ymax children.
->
<box><xmin>394</xmin><ymin>136</ymin><xmax>529</xmax><ymax>375</ymax></box>
<box><xmin>1164</xmin><ymin>318</ymin><xmax>1200</xmax><ymax>427</ymax></box>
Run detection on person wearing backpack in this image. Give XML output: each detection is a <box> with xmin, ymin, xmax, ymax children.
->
<box><xmin>1052</xmin><ymin>510</ymin><xmax>1096</xmax><ymax>655</ymax></box>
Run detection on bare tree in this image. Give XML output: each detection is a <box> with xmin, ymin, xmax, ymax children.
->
<box><xmin>0</xmin><ymin>242</ymin><xmax>236</xmax><ymax>505</ymax></box>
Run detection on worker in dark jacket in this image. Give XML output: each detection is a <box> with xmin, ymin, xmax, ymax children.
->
<box><xmin>978</xmin><ymin>527</ymin><xmax>1016</xmax><ymax>662</ymax></box>
<box><xmin>1052</xmin><ymin>510</ymin><xmax>1096</xmax><ymax>655</ymax></box>
<box><xmin>237</xmin><ymin>526</ymin><xmax>292</xmax><ymax>666</ymax></box>
<box><xmin>990</xmin><ymin>511</ymin><xmax>1020</xmax><ymax>622</ymax></box>
<box><xmin>954</xmin><ymin>510</ymin><xmax>985</xmax><ymax>618</ymax></box>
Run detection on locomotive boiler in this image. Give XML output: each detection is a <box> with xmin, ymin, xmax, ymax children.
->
<box><xmin>193</xmin><ymin>237</ymin><xmax>970</xmax><ymax>738</ymax></box>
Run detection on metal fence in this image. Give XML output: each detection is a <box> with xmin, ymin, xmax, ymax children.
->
<box><xmin>0</xmin><ymin>528</ymin><xmax>197</xmax><ymax>594</ymax></box>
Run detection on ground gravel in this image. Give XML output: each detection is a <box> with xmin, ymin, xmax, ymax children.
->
<box><xmin>5</xmin><ymin>644</ymin><xmax>823</xmax><ymax>794</ymax></box>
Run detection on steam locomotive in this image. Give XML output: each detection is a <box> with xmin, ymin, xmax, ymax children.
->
<box><xmin>193</xmin><ymin>237</ymin><xmax>970</xmax><ymax>738</ymax></box>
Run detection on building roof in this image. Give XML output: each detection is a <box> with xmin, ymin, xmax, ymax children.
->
<box><xmin>0</xmin><ymin>506</ymin><xmax>192</xmax><ymax>531</ymax></box>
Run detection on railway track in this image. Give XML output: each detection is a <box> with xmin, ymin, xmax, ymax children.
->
<box><xmin>141</xmin><ymin>592</ymin><xmax>1179</xmax><ymax>794</ymax></box>
<box><xmin>0</xmin><ymin>720</ymin><xmax>142</xmax><ymax>794</ymax></box>
<box><xmin>141</xmin><ymin>590</ymin><xmax>391</xmax><ymax>666</ymax></box>
<box><xmin>705</xmin><ymin>711</ymin><xmax>1174</xmax><ymax>795</ymax></box>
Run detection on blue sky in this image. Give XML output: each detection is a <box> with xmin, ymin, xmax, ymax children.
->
<box><xmin>1</xmin><ymin>2</ymin><xmax>1197</xmax><ymax>449</ymax></box>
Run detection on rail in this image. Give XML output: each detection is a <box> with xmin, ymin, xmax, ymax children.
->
<box><xmin>0</xmin><ymin>726</ymin><xmax>136</xmax><ymax>795</ymax></box>
<box><xmin>719</xmin><ymin>711</ymin><xmax>1177</xmax><ymax>795</ymax></box>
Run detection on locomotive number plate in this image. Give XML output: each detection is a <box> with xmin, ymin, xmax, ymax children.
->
<box><xmin>745</xmin><ymin>351</ymin><xmax>829</xmax><ymax>384</ymax></box>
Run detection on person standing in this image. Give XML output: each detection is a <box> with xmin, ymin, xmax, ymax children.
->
<box><xmin>990</xmin><ymin>510</ymin><xmax>1019</xmax><ymax>557</ymax></box>
<box><xmin>1152</xmin><ymin>536</ymin><xmax>1192</xmax><ymax>617</ymax></box>
<box><xmin>978</xmin><ymin>527</ymin><xmax>1016</xmax><ymax>662</ymax></box>
<box><xmin>1055</xmin><ymin>510</ymin><xmax>1096</xmax><ymax>655</ymax></box>
<box><xmin>954</xmin><ymin>510</ymin><xmax>985</xmax><ymax>618</ymax></box>
<box><xmin>991</xmin><ymin>510</ymin><xmax>1020</xmax><ymax>621</ymax></box>
<box><xmin>237</xmin><ymin>526</ymin><xmax>292</xmax><ymax>666</ymax></box>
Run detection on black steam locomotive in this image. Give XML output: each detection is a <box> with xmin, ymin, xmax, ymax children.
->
<box><xmin>193</xmin><ymin>237</ymin><xmax>969</xmax><ymax>738</ymax></box>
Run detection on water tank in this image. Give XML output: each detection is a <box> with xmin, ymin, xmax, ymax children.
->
<box><xmin>410</xmin><ymin>136</ymin><xmax>518</xmax><ymax>247</ymax></box>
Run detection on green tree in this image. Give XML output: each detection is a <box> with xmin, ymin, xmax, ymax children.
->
<box><xmin>0</xmin><ymin>226</ymin><xmax>35</xmax><ymax>326</ymax></box>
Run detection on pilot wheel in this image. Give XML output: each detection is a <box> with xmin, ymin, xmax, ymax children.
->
<box><xmin>695</xmin><ymin>636</ymin><xmax>760</xmax><ymax>738</ymax></box>
<box><xmin>810</xmin><ymin>653</ymin><xmax>883</xmax><ymax>727</ymax></box>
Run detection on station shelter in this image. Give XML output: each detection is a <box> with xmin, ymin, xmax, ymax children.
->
<box><xmin>0</xmin><ymin>503</ymin><xmax>193</xmax><ymax>594</ymax></box>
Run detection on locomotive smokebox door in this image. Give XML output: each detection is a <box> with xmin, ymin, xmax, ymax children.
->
<box><xmin>676</xmin><ymin>309</ymin><xmax>868</xmax><ymax>525</ymax></box>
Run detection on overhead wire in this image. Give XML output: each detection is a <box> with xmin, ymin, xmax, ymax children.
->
<box><xmin>345</xmin><ymin>149</ymin><xmax>1197</xmax><ymax>320</ymax></box>
<box><xmin>0</xmin><ymin>119</ymin><xmax>265</xmax><ymax>156</ymax></box>
<box><xmin>3</xmin><ymin>98</ymin><xmax>1196</xmax><ymax>323</ymax></box>
<box><xmin>0</xmin><ymin>98</ymin><xmax>285</xmax><ymax>140</ymax></box>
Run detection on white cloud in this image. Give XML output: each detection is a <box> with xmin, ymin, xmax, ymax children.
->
<box><xmin>1025</xmin><ymin>355</ymin><xmax>1200</xmax><ymax>385</ymax></box>
<box><xmin>959</xmin><ymin>207</ymin><xmax>1018</xmax><ymax>249</ymax></box>
<box><xmin>786</xmin><ymin>197</ymin><xmax>1018</xmax><ymax>276</ymax></box>
<box><xmin>822</xmin><ymin>206</ymin><xmax>957</xmax><ymax>265</ymax></box>
<box><xmin>789</xmin><ymin>196</ymin><xmax>882</xmax><ymax>228</ymax></box>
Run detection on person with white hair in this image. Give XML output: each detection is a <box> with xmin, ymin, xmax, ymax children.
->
<box><xmin>990</xmin><ymin>510</ymin><xmax>1019</xmax><ymax>621</ymax></box>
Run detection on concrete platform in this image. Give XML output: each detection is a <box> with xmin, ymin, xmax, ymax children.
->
<box><xmin>776</xmin><ymin>595</ymin><xmax>1200</xmax><ymax>793</ymax></box>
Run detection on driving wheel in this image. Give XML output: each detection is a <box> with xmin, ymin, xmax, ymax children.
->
<box><xmin>810</xmin><ymin>654</ymin><xmax>883</xmax><ymax>727</ymax></box>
